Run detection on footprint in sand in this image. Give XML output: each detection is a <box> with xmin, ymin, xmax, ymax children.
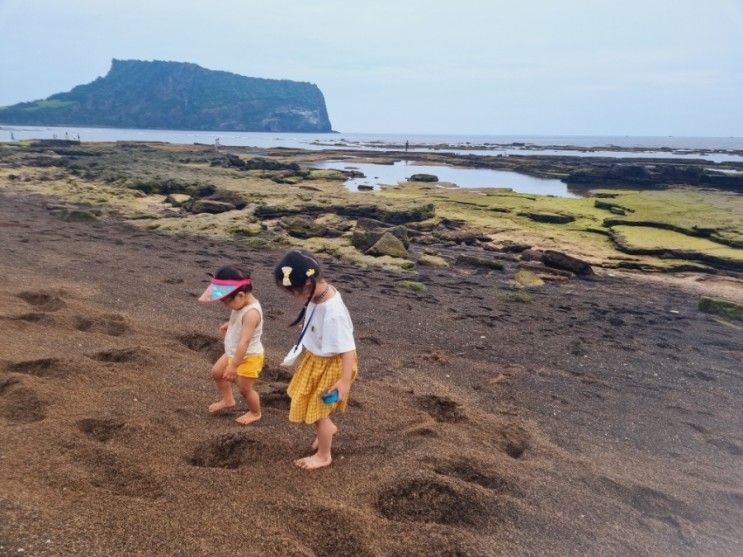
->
<box><xmin>74</xmin><ymin>313</ymin><xmax>130</xmax><ymax>336</ymax></box>
<box><xmin>77</xmin><ymin>417</ymin><xmax>126</xmax><ymax>442</ymax></box>
<box><xmin>261</xmin><ymin>384</ymin><xmax>291</xmax><ymax>410</ymax></box>
<box><xmin>6</xmin><ymin>358</ymin><xmax>72</xmax><ymax>378</ymax></box>
<box><xmin>260</xmin><ymin>365</ymin><xmax>292</xmax><ymax>383</ymax></box>
<box><xmin>415</xmin><ymin>394</ymin><xmax>466</xmax><ymax>423</ymax></box>
<box><xmin>9</xmin><ymin>312</ymin><xmax>55</xmax><ymax>324</ymax></box>
<box><xmin>178</xmin><ymin>332</ymin><xmax>223</xmax><ymax>362</ymax></box>
<box><xmin>79</xmin><ymin>449</ymin><xmax>163</xmax><ymax>499</ymax></box>
<box><xmin>280</xmin><ymin>505</ymin><xmax>374</xmax><ymax>556</ymax></box>
<box><xmin>189</xmin><ymin>432</ymin><xmax>260</xmax><ymax>469</ymax></box>
<box><xmin>497</xmin><ymin>422</ymin><xmax>532</xmax><ymax>459</ymax></box>
<box><xmin>435</xmin><ymin>460</ymin><xmax>520</xmax><ymax>495</ymax></box>
<box><xmin>377</xmin><ymin>475</ymin><xmax>494</xmax><ymax>526</ymax></box>
<box><xmin>0</xmin><ymin>383</ymin><xmax>46</xmax><ymax>424</ymax></box>
<box><xmin>90</xmin><ymin>348</ymin><xmax>145</xmax><ymax>364</ymax></box>
<box><xmin>17</xmin><ymin>291</ymin><xmax>66</xmax><ymax>312</ymax></box>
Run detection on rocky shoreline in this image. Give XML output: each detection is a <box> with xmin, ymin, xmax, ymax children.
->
<box><xmin>1</xmin><ymin>140</ymin><xmax>740</xmax><ymax>279</ymax></box>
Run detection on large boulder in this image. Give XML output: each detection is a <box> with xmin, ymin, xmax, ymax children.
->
<box><xmin>542</xmin><ymin>250</ymin><xmax>594</xmax><ymax>276</ymax></box>
<box><xmin>189</xmin><ymin>200</ymin><xmax>236</xmax><ymax>214</ymax></box>
<box><xmin>282</xmin><ymin>216</ymin><xmax>327</xmax><ymax>239</ymax></box>
<box><xmin>366</xmin><ymin>232</ymin><xmax>409</xmax><ymax>258</ymax></box>
<box><xmin>455</xmin><ymin>254</ymin><xmax>504</xmax><ymax>271</ymax></box>
<box><xmin>352</xmin><ymin>220</ymin><xmax>410</xmax><ymax>252</ymax></box>
<box><xmin>408</xmin><ymin>173</ymin><xmax>439</xmax><ymax>182</ymax></box>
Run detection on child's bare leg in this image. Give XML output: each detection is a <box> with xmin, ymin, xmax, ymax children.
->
<box><xmin>235</xmin><ymin>377</ymin><xmax>261</xmax><ymax>425</ymax></box>
<box><xmin>311</xmin><ymin>420</ymin><xmax>337</xmax><ymax>450</ymax></box>
<box><xmin>296</xmin><ymin>417</ymin><xmax>336</xmax><ymax>469</ymax></box>
<box><xmin>208</xmin><ymin>355</ymin><xmax>235</xmax><ymax>413</ymax></box>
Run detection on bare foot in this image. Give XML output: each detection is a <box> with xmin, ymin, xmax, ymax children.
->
<box><xmin>294</xmin><ymin>453</ymin><xmax>332</xmax><ymax>470</ymax></box>
<box><xmin>235</xmin><ymin>411</ymin><xmax>261</xmax><ymax>425</ymax></box>
<box><xmin>208</xmin><ymin>400</ymin><xmax>235</xmax><ymax>414</ymax></box>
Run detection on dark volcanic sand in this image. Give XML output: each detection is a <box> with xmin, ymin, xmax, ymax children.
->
<box><xmin>0</xmin><ymin>190</ymin><xmax>741</xmax><ymax>556</ymax></box>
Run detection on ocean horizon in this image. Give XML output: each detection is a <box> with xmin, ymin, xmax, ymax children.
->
<box><xmin>1</xmin><ymin>124</ymin><xmax>741</xmax><ymax>148</ymax></box>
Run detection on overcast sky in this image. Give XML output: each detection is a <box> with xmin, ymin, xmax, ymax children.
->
<box><xmin>1</xmin><ymin>0</ymin><xmax>741</xmax><ymax>136</ymax></box>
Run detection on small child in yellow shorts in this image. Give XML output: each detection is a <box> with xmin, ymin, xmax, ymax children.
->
<box><xmin>198</xmin><ymin>265</ymin><xmax>264</xmax><ymax>425</ymax></box>
<box><xmin>274</xmin><ymin>250</ymin><xmax>358</xmax><ymax>470</ymax></box>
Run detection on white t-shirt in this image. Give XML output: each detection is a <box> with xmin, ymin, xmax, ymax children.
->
<box><xmin>224</xmin><ymin>302</ymin><xmax>264</xmax><ymax>357</ymax></box>
<box><xmin>301</xmin><ymin>291</ymin><xmax>356</xmax><ymax>357</ymax></box>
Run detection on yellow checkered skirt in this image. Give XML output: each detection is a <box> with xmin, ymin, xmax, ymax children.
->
<box><xmin>287</xmin><ymin>350</ymin><xmax>358</xmax><ymax>424</ymax></box>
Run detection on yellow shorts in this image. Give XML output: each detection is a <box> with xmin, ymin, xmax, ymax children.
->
<box><xmin>228</xmin><ymin>353</ymin><xmax>264</xmax><ymax>379</ymax></box>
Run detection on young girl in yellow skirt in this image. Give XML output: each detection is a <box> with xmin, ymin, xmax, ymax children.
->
<box><xmin>274</xmin><ymin>250</ymin><xmax>358</xmax><ymax>470</ymax></box>
<box><xmin>198</xmin><ymin>265</ymin><xmax>264</xmax><ymax>426</ymax></box>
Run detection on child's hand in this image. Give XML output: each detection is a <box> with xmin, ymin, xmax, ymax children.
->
<box><xmin>218</xmin><ymin>322</ymin><xmax>229</xmax><ymax>337</ymax></box>
<box><xmin>222</xmin><ymin>364</ymin><xmax>237</xmax><ymax>381</ymax></box>
<box><xmin>328</xmin><ymin>378</ymin><xmax>351</xmax><ymax>402</ymax></box>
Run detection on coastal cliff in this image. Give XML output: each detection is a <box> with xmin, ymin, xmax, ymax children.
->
<box><xmin>0</xmin><ymin>59</ymin><xmax>333</xmax><ymax>132</ymax></box>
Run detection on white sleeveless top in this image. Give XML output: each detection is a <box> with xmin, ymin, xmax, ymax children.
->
<box><xmin>224</xmin><ymin>301</ymin><xmax>263</xmax><ymax>357</ymax></box>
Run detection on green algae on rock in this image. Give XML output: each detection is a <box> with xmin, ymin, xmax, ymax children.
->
<box><xmin>397</xmin><ymin>280</ymin><xmax>427</xmax><ymax>292</ymax></box>
<box><xmin>698</xmin><ymin>297</ymin><xmax>743</xmax><ymax>322</ymax></box>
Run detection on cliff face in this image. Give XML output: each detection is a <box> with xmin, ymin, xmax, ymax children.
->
<box><xmin>0</xmin><ymin>59</ymin><xmax>333</xmax><ymax>132</ymax></box>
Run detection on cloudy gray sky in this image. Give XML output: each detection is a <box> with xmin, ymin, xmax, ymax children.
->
<box><xmin>1</xmin><ymin>0</ymin><xmax>741</xmax><ymax>136</ymax></box>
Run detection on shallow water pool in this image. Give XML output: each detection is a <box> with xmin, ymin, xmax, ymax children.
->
<box><xmin>314</xmin><ymin>160</ymin><xmax>577</xmax><ymax>197</ymax></box>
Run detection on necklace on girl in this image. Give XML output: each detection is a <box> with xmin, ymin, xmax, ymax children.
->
<box><xmin>313</xmin><ymin>284</ymin><xmax>331</xmax><ymax>303</ymax></box>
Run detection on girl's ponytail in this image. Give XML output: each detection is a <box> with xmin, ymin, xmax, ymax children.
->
<box><xmin>290</xmin><ymin>274</ymin><xmax>317</xmax><ymax>327</ymax></box>
<box><xmin>274</xmin><ymin>250</ymin><xmax>322</xmax><ymax>326</ymax></box>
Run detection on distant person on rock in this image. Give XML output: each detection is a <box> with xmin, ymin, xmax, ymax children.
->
<box><xmin>274</xmin><ymin>250</ymin><xmax>358</xmax><ymax>470</ymax></box>
<box><xmin>405</xmin><ymin>140</ymin><xmax>409</xmax><ymax>152</ymax></box>
<box><xmin>198</xmin><ymin>265</ymin><xmax>264</xmax><ymax>425</ymax></box>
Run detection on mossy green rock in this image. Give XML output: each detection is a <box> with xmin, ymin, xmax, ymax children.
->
<box><xmin>226</xmin><ymin>222</ymin><xmax>262</xmax><ymax>237</ymax></box>
<box><xmin>366</xmin><ymin>232</ymin><xmax>409</xmax><ymax>259</ymax></box>
<box><xmin>398</xmin><ymin>280</ymin><xmax>427</xmax><ymax>292</ymax></box>
<box><xmin>417</xmin><ymin>254</ymin><xmax>449</xmax><ymax>268</ymax></box>
<box><xmin>514</xmin><ymin>270</ymin><xmax>545</xmax><ymax>288</ymax></box>
<box><xmin>698</xmin><ymin>297</ymin><xmax>743</xmax><ymax>322</ymax></box>
<box><xmin>306</xmin><ymin>169</ymin><xmax>347</xmax><ymax>180</ymax></box>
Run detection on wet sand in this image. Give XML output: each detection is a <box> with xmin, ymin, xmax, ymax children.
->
<box><xmin>1</xmin><ymin>189</ymin><xmax>741</xmax><ymax>555</ymax></box>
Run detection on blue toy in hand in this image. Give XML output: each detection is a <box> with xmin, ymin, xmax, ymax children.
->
<box><xmin>321</xmin><ymin>389</ymin><xmax>340</xmax><ymax>405</ymax></box>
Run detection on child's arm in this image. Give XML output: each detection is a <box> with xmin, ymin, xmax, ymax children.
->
<box><xmin>218</xmin><ymin>321</ymin><xmax>229</xmax><ymax>337</ymax></box>
<box><xmin>222</xmin><ymin>309</ymin><xmax>261</xmax><ymax>380</ymax></box>
<box><xmin>329</xmin><ymin>350</ymin><xmax>355</xmax><ymax>401</ymax></box>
